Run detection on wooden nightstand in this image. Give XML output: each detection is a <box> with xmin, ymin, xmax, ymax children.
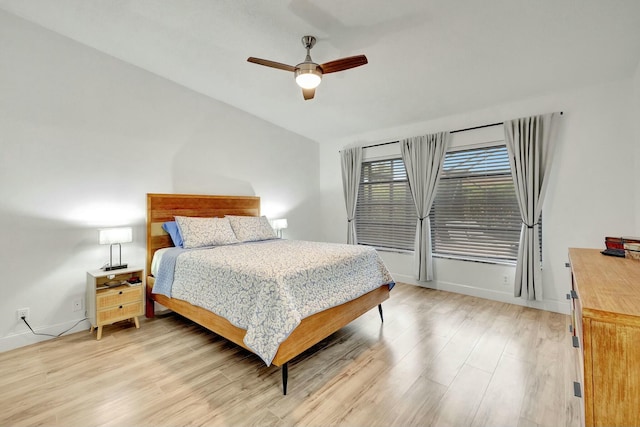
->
<box><xmin>86</xmin><ymin>267</ymin><xmax>145</xmax><ymax>340</ymax></box>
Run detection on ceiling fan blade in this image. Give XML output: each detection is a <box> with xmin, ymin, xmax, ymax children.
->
<box><xmin>320</xmin><ymin>55</ymin><xmax>368</xmax><ymax>74</ymax></box>
<box><xmin>247</xmin><ymin>57</ymin><xmax>296</xmax><ymax>72</ymax></box>
<box><xmin>302</xmin><ymin>87</ymin><xmax>315</xmax><ymax>100</ymax></box>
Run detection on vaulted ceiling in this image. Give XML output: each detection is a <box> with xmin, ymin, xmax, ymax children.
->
<box><xmin>2</xmin><ymin>0</ymin><xmax>640</xmax><ymax>143</ymax></box>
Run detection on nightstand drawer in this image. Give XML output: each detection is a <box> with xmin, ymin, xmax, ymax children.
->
<box><xmin>97</xmin><ymin>286</ymin><xmax>142</xmax><ymax>309</ymax></box>
<box><xmin>97</xmin><ymin>301</ymin><xmax>143</xmax><ymax>324</ymax></box>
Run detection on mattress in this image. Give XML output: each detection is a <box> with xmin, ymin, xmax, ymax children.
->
<box><xmin>151</xmin><ymin>239</ymin><xmax>394</xmax><ymax>364</ymax></box>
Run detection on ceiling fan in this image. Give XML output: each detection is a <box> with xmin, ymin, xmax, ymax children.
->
<box><xmin>247</xmin><ymin>35</ymin><xmax>368</xmax><ymax>100</ymax></box>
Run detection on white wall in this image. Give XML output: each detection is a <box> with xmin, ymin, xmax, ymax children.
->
<box><xmin>320</xmin><ymin>78</ymin><xmax>638</xmax><ymax>314</ymax></box>
<box><xmin>0</xmin><ymin>10</ymin><xmax>321</xmax><ymax>351</ymax></box>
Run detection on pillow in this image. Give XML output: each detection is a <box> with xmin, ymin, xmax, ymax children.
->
<box><xmin>162</xmin><ymin>221</ymin><xmax>184</xmax><ymax>248</ymax></box>
<box><xmin>226</xmin><ymin>215</ymin><xmax>278</xmax><ymax>242</ymax></box>
<box><xmin>174</xmin><ymin>216</ymin><xmax>240</xmax><ymax>249</ymax></box>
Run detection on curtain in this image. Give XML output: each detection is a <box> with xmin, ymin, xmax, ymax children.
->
<box><xmin>504</xmin><ymin>113</ymin><xmax>560</xmax><ymax>300</ymax></box>
<box><xmin>340</xmin><ymin>147</ymin><xmax>363</xmax><ymax>244</ymax></box>
<box><xmin>401</xmin><ymin>132</ymin><xmax>451</xmax><ymax>281</ymax></box>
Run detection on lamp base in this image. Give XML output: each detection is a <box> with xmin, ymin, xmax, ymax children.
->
<box><xmin>103</xmin><ymin>263</ymin><xmax>128</xmax><ymax>271</ymax></box>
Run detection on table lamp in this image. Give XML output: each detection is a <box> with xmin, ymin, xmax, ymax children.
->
<box><xmin>99</xmin><ymin>227</ymin><xmax>132</xmax><ymax>271</ymax></box>
<box><xmin>271</xmin><ymin>218</ymin><xmax>288</xmax><ymax>238</ymax></box>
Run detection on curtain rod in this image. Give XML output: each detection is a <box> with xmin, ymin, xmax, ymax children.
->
<box><xmin>450</xmin><ymin>121</ymin><xmax>503</xmax><ymax>134</ymax></box>
<box><xmin>343</xmin><ymin>111</ymin><xmax>563</xmax><ymax>151</ymax></box>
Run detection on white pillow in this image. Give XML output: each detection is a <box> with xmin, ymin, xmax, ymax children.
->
<box><xmin>174</xmin><ymin>216</ymin><xmax>240</xmax><ymax>249</ymax></box>
<box><xmin>226</xmin><ymin>215</ymin><xmax>277</xmax><ymax>242</ymax></box>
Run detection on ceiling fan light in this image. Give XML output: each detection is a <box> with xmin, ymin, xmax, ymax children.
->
<box><xmin>296</xmin><ymin>73</ymin><xmax>321</xmax><ymax>89</ymax></box>
<box><xmin>295</xmin><ymin>64</ymin><xmax>322</xmax><ymax>89</ymax></box>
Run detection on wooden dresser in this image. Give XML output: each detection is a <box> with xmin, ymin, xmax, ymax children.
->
<box><xmin>568</xmin><ymin>248</ymin><xmax>640</xmax><ymax>427</ymax></box>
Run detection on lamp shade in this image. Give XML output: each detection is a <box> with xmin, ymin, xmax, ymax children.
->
<box><xmin>99</xmin><ymin>227</ymin><xmax>133</xmax><ymax>245</ymax></box>
<box><xmin>271</xmin><ymin>218</ymin><xmax>288</xmax><ymax>230</ymax></box>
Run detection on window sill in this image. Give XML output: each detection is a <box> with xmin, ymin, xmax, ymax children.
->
<box><xmin>433</xmin><ymin>253</ymin><xmax>517</xmax><ymax>267</ymax></box>
<box><xmin>362</xmin><ymin>246</ymin><xmax>518</xmax><ymax>267</ymax></box>
<box><xmin>365</xmin><ymin>246</ymin><xmax>414</xmax><ymax>255</ymax></box>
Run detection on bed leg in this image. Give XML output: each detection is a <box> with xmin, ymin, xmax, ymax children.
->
<box><xmin>378</xmin><ymin>304</ymin><xmax>384</xmax><ymax>323</ymax></box>
<box><xmin>282</xmin><ymin>363</ymin><xmax>288</xmax><ymax>395</ymax></box>
<box><xmin>145</xmin><ymin>287</ymin><xmax>155</xmax><ymax>318</ymax></box>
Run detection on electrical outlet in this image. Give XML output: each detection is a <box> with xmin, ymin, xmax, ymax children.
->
<box><xmin>17</xmin><ymin>308</ymin><xmax>29</xmax><ymax>321</ymax></box>
<box><xmin>72</xmin><ymin>297</ymin><xmax>83</xmax><ymax>312</ymax></box>
<box><xmin>503</xmin><ymin>275</ymin><xmax>509</xmax><ymax>286</ymax></box>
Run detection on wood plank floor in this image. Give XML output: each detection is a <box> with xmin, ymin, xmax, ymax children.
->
<box><xmin>0</xmin><ymin>283</ymin><xmax>581</xmax><ymax>427</ymax></box>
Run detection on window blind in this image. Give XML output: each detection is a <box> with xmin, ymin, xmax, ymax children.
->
<box><xmin>355</xmin><ymin>158</ymin><xmax>416</xmax><ymax>251</ymax></box>
<box><xmin>429</xmin><ymin>145</ymin><xmax>522</xmax><ymax>263</ymax></box>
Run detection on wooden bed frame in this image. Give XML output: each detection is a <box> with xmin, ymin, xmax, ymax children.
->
<box><xmin>145</xmin><ymin>193</ymin><xmax>390</xmax><ymax>394</ymax></box>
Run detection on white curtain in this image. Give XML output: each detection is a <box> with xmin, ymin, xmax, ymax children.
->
<box><xmin>401</xmin><ymin>132</ymin><xmax>451</xmax><ymax>281</ymax></box>
<box><xmin>340</xmin><ymin>147</ymin><xmax>363</xmax><ymax>244</ymax></box>
<box><xmin>504</xmin><ymin>113</ymin><xmax>560</xmax><ymax>300</ymax></box>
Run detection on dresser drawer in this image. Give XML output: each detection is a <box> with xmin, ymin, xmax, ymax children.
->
<box><xmin>97</xmin><ymin>286</ymin><xmax>142</xmax><ymax>309</ymax></box>
<box><xmin>97</xmin><ymin>301</ymin><xmax>143</xmax><ymax>324</ymax></box>
<box><xmin>573</xmin><ymin>295</ymin><xmax>584</xmax><ymax>352</ymax></box>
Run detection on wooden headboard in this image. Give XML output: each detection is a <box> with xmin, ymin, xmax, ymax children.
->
<box><xmin>146</xmin><ymin>193</ymin><xmax>261</xmax><ymax>277</ymax></box>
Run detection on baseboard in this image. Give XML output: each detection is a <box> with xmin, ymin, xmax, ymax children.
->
<box><xmin>392</xmin><ymin>273</ymin><xmax>570</xmax><ymax>314</ymax></box>
<box><xmin>0</xmin><ymin>318</ymin><xmax>91</xmax><ymax>353</ymax></box>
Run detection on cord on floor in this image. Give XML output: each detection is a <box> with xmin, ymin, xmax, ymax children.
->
<box><xmin>21</xmin><ymin>316</ymin><xmax>88</xmax><ymax>338</ymax></box>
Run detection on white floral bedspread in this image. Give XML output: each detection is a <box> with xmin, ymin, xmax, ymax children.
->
<box><xmin>162</xmin><ymin>239</ymin><xmax>394</xmax><ymax>365</ymax></box>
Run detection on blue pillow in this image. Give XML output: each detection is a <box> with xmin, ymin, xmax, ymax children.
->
<box><xmin>162</xmin><ymin>221</ymin><xmax>183</xmax><ymax>248</ymax></box>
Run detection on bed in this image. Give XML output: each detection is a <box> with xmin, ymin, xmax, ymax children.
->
<box><xmin>145</xmin><ymin>193</ymin><xmax>393</xmax><ymax>394</ymax></box>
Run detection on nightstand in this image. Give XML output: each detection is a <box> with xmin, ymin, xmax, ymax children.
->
<box><xmin>86</xmin><ymin>267</ymin><xmax>145</xmax><ymax>340</ymax></box>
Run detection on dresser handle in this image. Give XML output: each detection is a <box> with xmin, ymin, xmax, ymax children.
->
<box><xmin>119</xmin><ymin>305</ymin><xmax>123</xmax><ymax>309</ymax></box>
<box><xmin>572</xmin><ymin>336</ymin><xmax>579</xmax><ymax>348</ymax></box>
<box><xmin>119</xmin><ymin>291</ymin><xmax>123</xmax><ymax>295</ymax></box>
<box><xmin>573</xmin><ymin>381</ymin><xmax>582</xmax><ymax>398</ymax></box>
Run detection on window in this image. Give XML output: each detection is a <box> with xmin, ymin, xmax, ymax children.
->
<box><xmin>354</xmin><ymin>144</ymin><xmax>540</xmax><ymax>262</ymax></box>
<box><xmin>429</xmin><ymin>144</ymin><xmax>522</xmax><ymax>263</ymax></box>
<box><xmin>355</xmin><ymin>158</ymin><xmax>416</xmax><ymax>251</ymax></box>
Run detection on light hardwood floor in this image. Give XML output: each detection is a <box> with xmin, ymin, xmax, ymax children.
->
<box><xmin>0</xmin><ymin>283</ymin><xmax>581</xmax><ymax>427</ymax></box>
